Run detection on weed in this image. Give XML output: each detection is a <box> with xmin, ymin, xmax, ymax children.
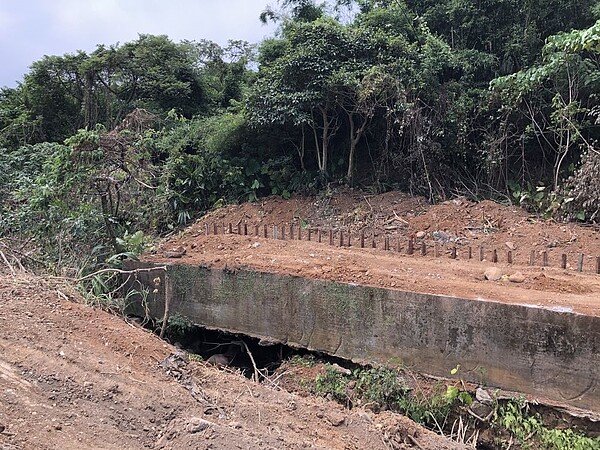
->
<box><xmin>289</xmin><ymin>354</ymin><xmax>317</xmax><ymax>367</ymax></box>
<box><xmin>314</xmin><ymin>365</ymin><xmax>351</xmax><ymax>405</ymax></box>
<box><xmin>353</xmin><ymin>366</ymin><xmax>410</xmax><ymax>411</ymax></box>
<box><xmin>155</xmin><ymin>313</ymin><xmax>196</xmax><ymax>342</ymax></box>
<box><xmin>312</xmin><ymin>364</ymin><xmax>471</xmax><ymax>428</ymax></box>
<box><xmin>495</xmin><ymin>398</ymin><xmax>600</xmax><ymax>450</ymax></box>
<box><xmin>188</xmin><ymin>353</ymin><xmax>204</xmax><ymax>362</ymax></box>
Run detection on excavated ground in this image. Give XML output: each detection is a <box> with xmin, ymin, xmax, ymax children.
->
<box><xmin>147</xmin><ymin>190</ymin><xmax>600</xmax><ymax>316</ymax></box>
<box><xmin>0</xmin><ymin>274</ymin><xmax>467</xmax><ymax>450</ymax></box>
<box><xmin>3</xmin><ymin>190</ymin><xmax>599</xmax><ymax>450</ymax></box>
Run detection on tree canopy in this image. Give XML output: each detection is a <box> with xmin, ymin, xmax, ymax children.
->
<box><xmin>2</xmin><ymin>0</ymin><xmax>600</xmax><ymax>273</ymax></box>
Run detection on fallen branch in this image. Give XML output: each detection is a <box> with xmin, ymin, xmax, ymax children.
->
<box><xmin>407</xmin><ymin>434</ymin><xmax>426</xmax><ymax>450</ymax></box>
<box><xmin>159</xmin><ymin>271</ymin><xmax>172</xmax><ymax>339</ymax></box>
<box><xmin>0</xmin><ymin>250</ymin><xmax>16</xmax><ymax>276</ymax></box>
<box><xmin>237</xmin><ymin>339</ymin><xmax>262</xmax><ymax>383</ymax></box>
<box><xmin>466</xmin><ymin>406</ymin><xmax>494</xmax><ymax>423</ymax></box>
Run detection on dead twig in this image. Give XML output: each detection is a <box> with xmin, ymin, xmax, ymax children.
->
<box><xmin>0</xmin><ymin>250</ymin><xmax>16</xmax><ymax>276</ymax></box>
<box><xmin>407</xmin><ymin>434</ymin><xmax>426</xmax><ymax>450</ymax></box>
<box><xmin>237</xmin><ymin>339</ymin><xmax>262</xmax><ymax>383</ymax></box>
<box><xmin>466</xmin><ymin>406</ymin><xmax>494</xmax><ymax>423</ymax></box>
<box><xmin>159</xmin><ymin>271</ymin><xmax>172</xmax><ymax>340</ymax></box>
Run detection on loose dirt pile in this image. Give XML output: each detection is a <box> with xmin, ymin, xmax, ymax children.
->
<box><xmin>148</xmin><ymin>189</ymin><xmax>600</xmax><ymax>316</ymax></box>
<box><xmin>0</xmin><ymin>273</ymin><xmax>468</xmax><ymax>450</ymax></box>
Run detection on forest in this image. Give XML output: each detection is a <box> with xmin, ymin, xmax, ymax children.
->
<box><xmin>1</xmin><ymin>0</ymin><xmax>600</xmax><ymax>273</ymax></box>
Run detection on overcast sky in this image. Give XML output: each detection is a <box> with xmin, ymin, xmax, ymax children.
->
<box><xmin>0</xmin><ymin>0</ymin><xmax>277</xmax><ymax>88</ymax></box>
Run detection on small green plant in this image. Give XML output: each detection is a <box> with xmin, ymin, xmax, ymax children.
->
<box><xmin>314</xmin><ymin>365</ymin><xmax>351</xmax><ymax>404</ymax></box>
<box><xmin>115</xmin><ymin>230</ymin><xmax>148</xmax><ymax>259</ymax></box>
<box><xmin>353</xmin><ymin>366</ymin><xmax>410</xmax><ymax>411</ymax></box>
<box><xmin>312</xmin><ymin>363</ymin><xmax>472</xmax><ymax>429</ymax></box>
<box><xmin>508</xmin><ymin>181</ymin><xmax>566</xmax><ymax>219</ymax></box>
<box><xmin>188</xmin><ymin>353</ymin><xmax>204</xmax><ymax>362</ymax></box>
<box><xmin>156</xmin><ymin>313</ymin><xmax>196</xmax><ymax>341</ymax></box>
<box><xmin>496</xmin><ymin>399</ymin><xmax>600</xmax><ymax>450</ymax></box>
<box><xmin>289</xmin><ymin>354</ymin><xmax>317</xmax><ymax>367</ymax></box>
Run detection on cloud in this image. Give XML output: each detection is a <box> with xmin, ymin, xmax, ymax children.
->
<box><xmin>0</xmin><ymin>1</ymin><xmax>275</xmax><ymax>86</ymax></box>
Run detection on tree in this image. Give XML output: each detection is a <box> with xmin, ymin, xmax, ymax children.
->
<box><xmin>490</xmin><ymin>20</ymin><xmax>600</xmax><ymax>191</ymax></box>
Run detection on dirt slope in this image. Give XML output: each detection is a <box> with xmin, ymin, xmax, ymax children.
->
<box><xmin>147</xmin><ymin>190</ymin><xmax>600</xmax><ymax>316</ymax></box>
<box><xmin>0</xmin><ymin>273</ymin><xmax>467</xmax><ymax>450</ymax></box>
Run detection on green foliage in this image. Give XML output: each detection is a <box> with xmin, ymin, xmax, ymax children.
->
<box><xmin>353</xmin><ymin>366</ymin><xmax>412</xmax><ymax>410</ymax></box>
<box><xmin>313</xmin><ymin>364</ymin><xmax>469</xmax><ymax>426</ymax></box>
<box><xmin>314</xmin><ymin>365</ymin><xmax>351</xmax><ymax>404</ymax></box>
<box><xmin>561</xmin><ymin>146</ymin><xmax>600</xmax><ymax>221</ymax></box>
<box><xmin>159</xmin><ymin>313</ymin><xmax>196</xmax><ymax>342</ymax></box>
<box><xmin>289</xmin><ymin>354</ymin><xmax>318</xmax><ymax>367</ymax></box>
<box><xmin>507</xmin><ymin>182</ymin><xmax>566</xmax><ymax>218</ymax></box>
<box><xmin>496</xmin><ymin>399</ymin><xmax>600</xmax><ymax>450</ymax></box>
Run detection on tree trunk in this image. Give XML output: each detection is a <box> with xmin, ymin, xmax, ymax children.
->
<box><xmin>346</xmin><ymin>111</ymin><xmax>368</xmax><ymax>186</ymax></box>
<box><xmin>320</xmin><ymin>106</ymin><xmax>329</xmax><ymax>175</ymax></box>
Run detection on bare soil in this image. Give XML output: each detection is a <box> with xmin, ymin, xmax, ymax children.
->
<box><xmin>0</xmin><ymin>273</ymin><xmax>469</xmax><ymax>450</ymax></box>
<box><xmin>3</xmin><ymin>190</ymin><xmax>599</xmax><ymax>449</ymax></box>
<box><xmin>147</xmin><ymin>189</ymin><xmax>600</xmax><ymax>316</ymax></box>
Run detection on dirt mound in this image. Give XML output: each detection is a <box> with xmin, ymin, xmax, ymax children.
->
<box><xmin>149</xmin><ymin>190</ymin><xmax>600</xmax><ymax>316</ymax></box>
<box><xmin>0</xmin><ymin>273</ymin><xmax>468</xmax><ymax>450</ymax></box>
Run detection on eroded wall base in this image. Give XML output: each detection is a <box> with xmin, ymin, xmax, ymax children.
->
<box><xmin>125</xmin><ymin>261</ymin><xmax>600</xmax><ymax>412</ymax></box>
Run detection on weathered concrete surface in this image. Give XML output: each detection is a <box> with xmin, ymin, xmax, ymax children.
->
<box><xmin>124</xmin><ymin>261</ymin><xmax>600</xmax><ymax>412</ymax></box>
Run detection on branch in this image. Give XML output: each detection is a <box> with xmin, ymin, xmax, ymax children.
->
<box><xmin>0</xmin><ymin>250</ymin><xmax>16</xmax><ymax>276</ymax></box>
<box><xmin>236</xmin><ymin>339</ymin><xmax>262</xmax><ymax>382</ymax></box>
<box><xmin>159</xmin><ymin>271</ymin><xmax>172</xmax><ymax>339</ymax></box>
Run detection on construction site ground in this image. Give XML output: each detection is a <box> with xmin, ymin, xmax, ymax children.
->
<box><xmin>2</xmin><ymin>189</ymin><xmax>600</xmax><ymax>450</ymax></box>
<box><xmin>148</xmin><ymin>189</ymin><xmax>600</xmax><ymax>316</ymax></box>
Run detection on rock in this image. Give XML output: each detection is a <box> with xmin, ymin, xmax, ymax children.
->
<box><xmin>475</xmin><ymin>387</ymin><xmax>494</xmax><ymax>405</ymax></box>
<box><xmin>325</xmin><ymin>412</ymin><xmax>346</xmax><ymax>427</ymax></box>
<box><xmin>432</xmin><ymin>230</ymin><xmax>450</xmax><ymax>243</ymax></box>
<box><xmin>185</xmin><ymin>417</ymin><xmax>213</xmax><ymax>433</ymax></box>
<box><xmin>416</xmin><ymin>231</ymin><xmax>426</xmax><ymax>239</ymax></box>
<box><xmin>206</xmin><ymin>353</ymin><xmax>232</xmax><ymax>367</ymax></box>
<box><xmin>330</xmin><ymin>363</ymin><xmax>352</xmax><ymax>375</ymax></box>
<box><xmin>484</xmin><ymin>267</ymin><xmax>504</xmax><ymax>281</ymax></box>
<box><xmin>163</xmin><ymin>246</ymin><xmax>186</xmax><ymax>258</ymax></box>
<box><xmin>509</xmin><ymin>272</ymin><xmax>526</xmax><ymax>283</ymax></box>
<box><xmin>505</xmin><ymin>241</ymin><xmax>516</xmax><ymax>250</ymax></box>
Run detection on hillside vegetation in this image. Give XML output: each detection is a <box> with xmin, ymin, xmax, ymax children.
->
<box><xmin>1</xmin><ymin>0</ymin><xmax>600</xmax><ymax>274</ymax></box>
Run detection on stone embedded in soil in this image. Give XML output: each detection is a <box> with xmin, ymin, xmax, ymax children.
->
<box><xmin>185</xmin><ymin>417</ymin><xmax>213</xmax><ymax>433</ymax></box>
<box><xmin>484</xmin><ymin>267</ymin><xmax>504</xmax><ymax>281</ymax></box>
<box><xmin>470</xmin><ymin>402</ymin><xmax>494</xmax><ymax>421</ymax></box>
<box><xmin>325</xmin><ymin>412</ymin><xmax>346</xmax><ymax>427</ymax></box>
<box><xmin>505</xmin><ymin>241</ymin><xmax>516</xmax><ymax>250</ymax></box>
<box><xmin>432</xmin><ymin>230</ymin><xmax>450</xmax><ymax>243</ymax></box>
<box><xmin>416</xmin><ymin>231</ymin><xmax>426</xmax><ymax>239</ymax></box>
<box><xmin>509</xmin><ymin>272</ymin><xmax>526</xmax><ymax>283</ymax></box>
<box><xmin>475</xmin><ymin>388</ymin><xmax>494</xmax><ymax>405</ymax></box>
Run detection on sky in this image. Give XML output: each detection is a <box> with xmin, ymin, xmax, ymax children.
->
<box><xmin>0</xmin><ymin>0</ymin><xmax>277</xmax><ymax>88</ymax></box>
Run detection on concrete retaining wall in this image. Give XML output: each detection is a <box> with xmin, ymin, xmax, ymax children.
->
<box><xmin>124</xmin><ymin>261</ymin><xmax>600</xmax><ymax>411</ymax></box>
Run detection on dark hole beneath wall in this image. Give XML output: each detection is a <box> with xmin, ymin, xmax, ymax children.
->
<box><xmin>139</xmin><ymin>316</ymin><xmax>354</xmax><ymax>378</ymax></box>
